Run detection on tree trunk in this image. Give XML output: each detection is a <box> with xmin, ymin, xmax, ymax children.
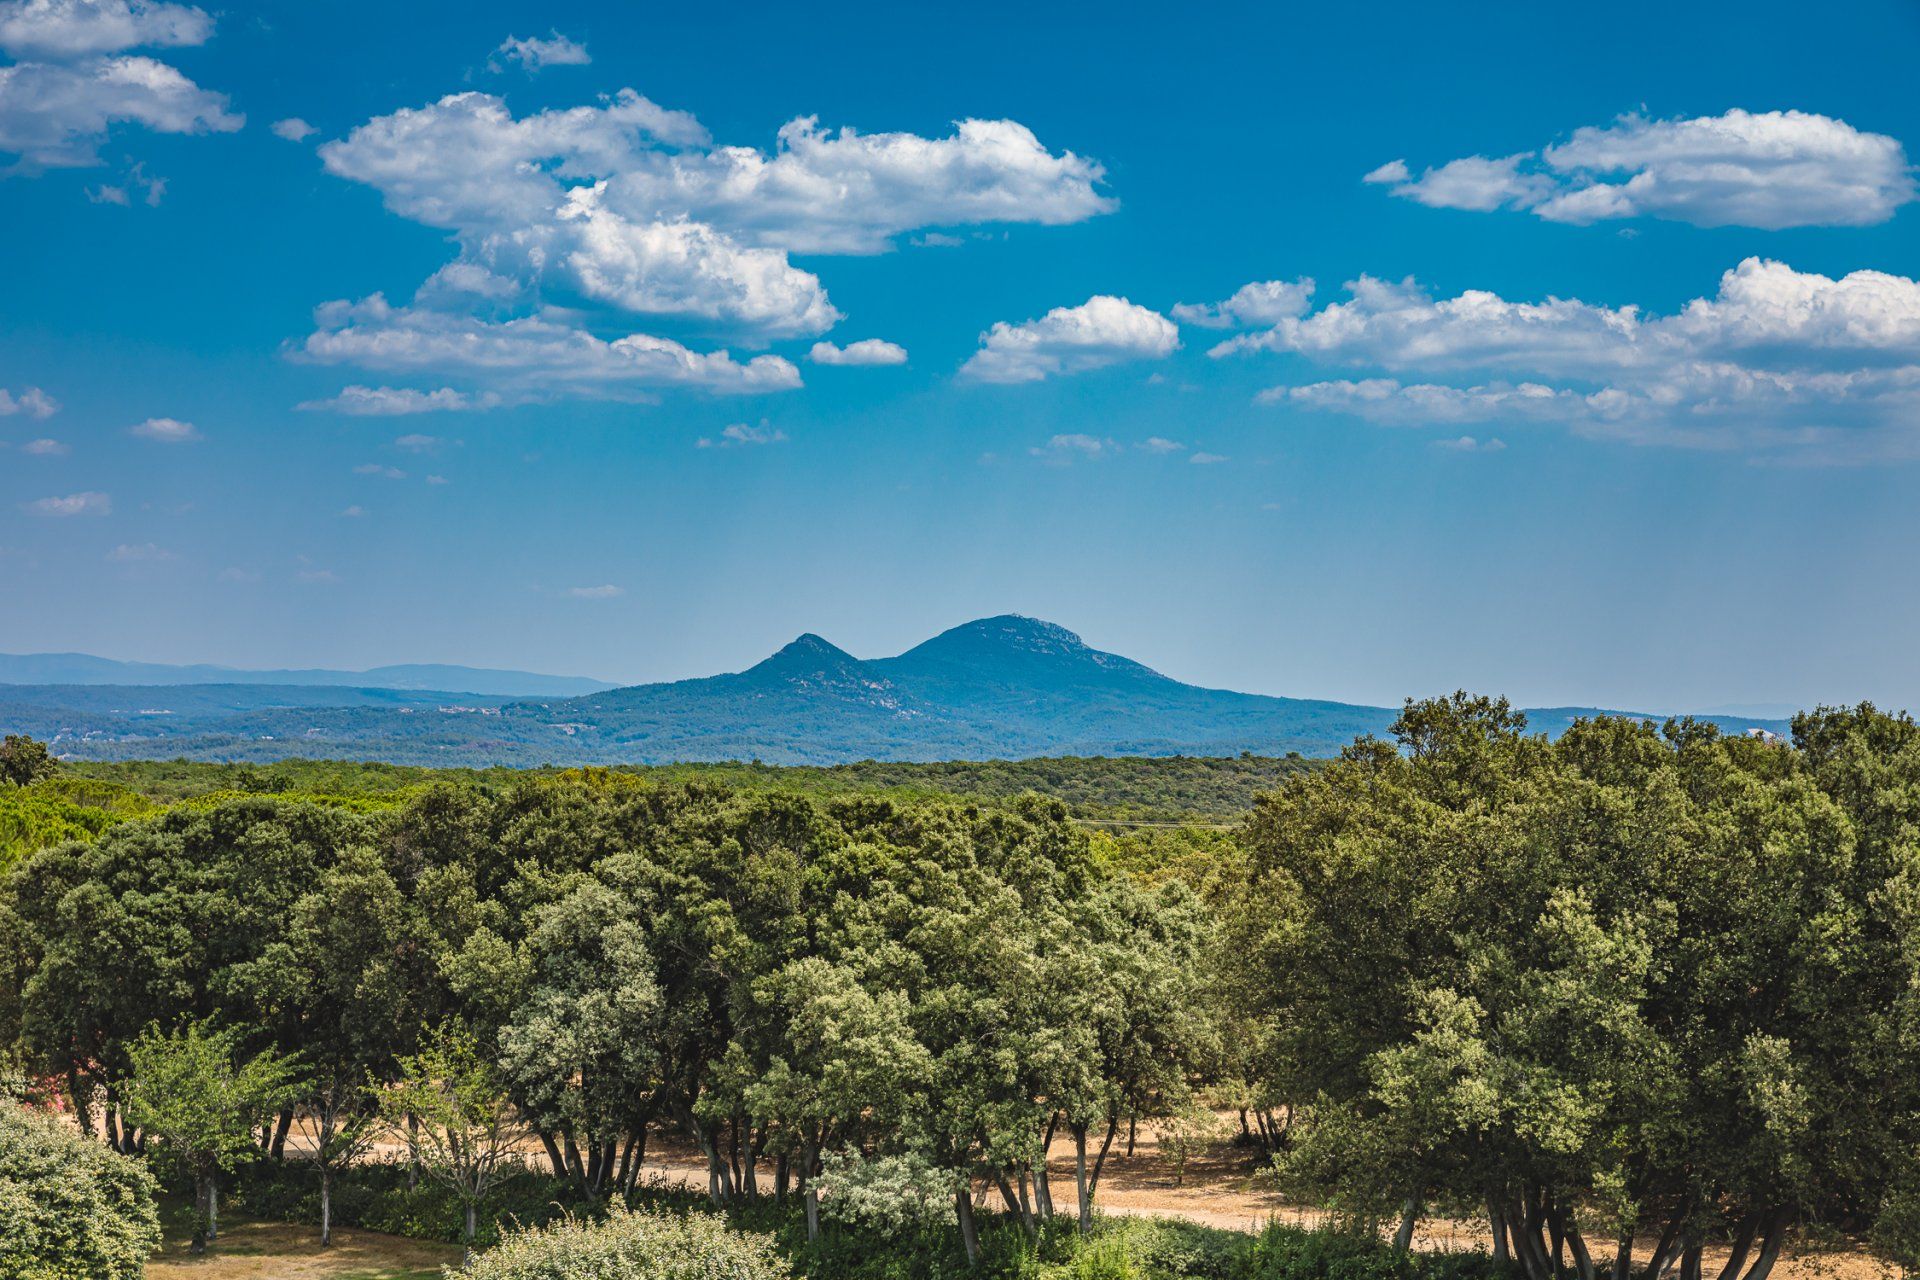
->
<box><xmin>956</xmin><ymin>1186</ymin><xmax>981</xmax><ymax>1265</ymax></box>
<box><xmin>207</xmin><ymin>1176</ymin><xmax>219</xmax><ymax>1242</ymax></box>
<box><xmin>1739</xmin><ymin>1211</ymin><xmax>1787</xmax><ymax>1280</ymax></box>
<box><xmin>1394</xmin><ymin>1199</ymin><xmax>1420</xmax><ymax>1252</ymax></box>
<box><xmin>463</xmin><ymin>1200</ymin><xmax>478</xmax><ymax>1268</ymax></box>
<box><xmin>775</xmin><ymin>1152</ymin><xmax>790</xmax><ymax>1202</ymax></box>
<box><xmin>804</xmin><ymin>1143</ymin><xmax>821</xmax><ymax>1242</ymax></box>
<box><xmin>271</xmin><ymin>1106</ymin><xmax>294</xmax><ymax>1160</ymax></box>
<box><xmin>538</xmin><ymin>1131</ymin><xmax>568</xmax><ymax>1180</ymax></box>
<box><xmin>624</xmin><ymin>1127</ymin><xmax>650</xmax><ymax>1197</ymax></box>
<box><xmin>321</xmin><ymin>1166</ymin><xmax>334</xmax><ymax>1248</ymax></box>
<box><xmin>1074</xmin><ymin>1125</ymin><xmax>1093</xmax><ymax>1234</ymax></box>
<box><xmin>407</xmin><ymin>1113</ymin><xmax>421</xmax><ymax>1189</ymax></box>
<box><xmin>190</xmin><ymin>1173</ymin><xmax>210</xmax><ymax>1255</ymax></box>
<box><xmin>1612</xmin><ymin>1231</ymin><xmax>1633</xmax><ymax>1280</ymax></box>
<box><xmin>1642</xmin><ymin>1215</ymin><xmax>1684</xmax><ymax>1280</ymax></box>
<box><xmin>1713</xmin><ymin>1216</ymin><xmax>1761</xmax><ymax>1280</ymax></box>
<box><xmin>1565</xmin><ymin>1217</ymin><xmax>1596</xmax><ymax>1280</ymax></box>
<box><xmin>1489</xmin><ymin>1202</ymin><xmax>1510</xmax><ymax>1266</ymax></box>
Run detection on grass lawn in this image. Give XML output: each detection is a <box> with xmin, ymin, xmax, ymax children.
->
<box><xmin>147</xmin><ymin>1196</ymin><xmax>460</xmax><ymax>1280</ymax></box>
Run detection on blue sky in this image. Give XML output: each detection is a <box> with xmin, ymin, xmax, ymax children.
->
<box><xmin>4</xmin><ymin>0</ymin><xmax>1919</xmax><ymax>712</ymax></box>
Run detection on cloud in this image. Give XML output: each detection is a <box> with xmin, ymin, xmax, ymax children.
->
<box><xmin>339</xmin><ymin>505</ymin><xmax>366</xmax><ymax>517</ymax></box>
<box><xmin>1432</xmin><ymin>435</ymin><xmax>1507</xmax><ymax>453</ymax></box>
<box><xmin>552</xmin><ymin>184</ymin><xmax>838</xmax><ymax>336</ymax></box>
<box><xmin>129</xmin><ymin>415</ymin><xmax>198</xmax><ymax>441</ymax></box>
<box><xmin>105</xmin><ymin>540</ymin><xmax>174</xmax><ymax>561</ymax></box>
<box><xmin>600</xmin><ymin>115</ymin><xmax>1115</xmax><ymax>255</ymax></box>
<box><xmin>960</xmin><ymin>295</ymin><xmax>1179</xmax><ymax>384</ymax></box>
<box><xmin>492</xmin><ymin>31</ymin><xmax>590</xmax><ymax>72</ymax></box>
<box><xmin>0</xmin><ymin>0</ymin><xmax>209</xmax><ymax>58</ymax></box>
<box><xmin>393</xmin><ymin>432</ymin><xmax>443</xmax><ymax>451</ymax></box>
<box><xmin>1189</xmin><ymin>451</ymin><xmax>1228</xmax><ymax>464</ymax></box>
<box><xmin>1139</xmin><ymin>436</ymin><xmax>1184</xmax><ymax>453</ymax></box>
<box><xmin>1371</xmin><ymin>109</ymin><xmax>1916</xmax><ymax>229</ymax></box>
<box><xmin>1236</xmin><ymin>258</ymin><xmax>1920</xmax><ymax>459</ymax></box>
<box><xmin>1172</xmin><ymin>278</ymin><xmax>1316</xmax><ymax>328</ymax></box>
<box><xmin>809</xmin><ymin>338</ymin><xmax>908</xmax><ymax>366</ymax></box>
<box><xmin>0</xmin><ymin>54</ymin><xmax>239</xmax><ymax>170</ymax></box>
<box><xmin>0</xmin><ymin>385</ymin><xmax>56</xmax><ymax>417</ymax></box>
<box><xmin>297</xmin><ymin>294</ymin><xmax>803</xmax><ymax>397</ymax></box>
<box><xmin>312</xmin><ymin>90</ymin><xmax>1111</xmax><ymax>368</ymax></box>
<box><xmin>697</xmin><ymin>421</ymin><xmax>786</xmax><ymax>448</ymax></box>
<box><xmin>1028</xmin><ymin>433</ymin><xmax>1112</xmax><ymax>462</ymax></box>
<box><xmin>566</xmin><ymin>583</ymin><xmax>623</xmax><ymax>599</ymax></box>
<box><xmin>293</xmin><ymin>567</ymin><xmax>340</xmax><ymax>585</ymax></box>
<box><xmin>353</xmin><ymin>463</ymin><xmax>407</xmax><ymax>479</ymax></box>
<box><xmin>19</xmin><ymin>437</ymin><xmax>65</xmax><ymax>454</ymax></box>
<box><xmin>271</xmin><ymin>116</ymin><xmax>314</xmax><ymax>142</ymax></box>
<box><xmin>24</xmin><ymin>489</ymin><xmax>108</xmax><ymax>515</ymax></box>
<box><xmin>297</xmin><ymin>385</ymin><xmax>500</xmax><ymax>415</ymax></box>
<box><xmin>425</xmin><ymin>473</ymin><xmax>448</xmax><ymax>485</ymax></box>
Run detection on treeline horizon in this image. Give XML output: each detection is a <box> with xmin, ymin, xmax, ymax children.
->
<box><xmin>1</xmin><ymin>698</ymin><xmax>1918</xmax><ymax>1273</ymax></box>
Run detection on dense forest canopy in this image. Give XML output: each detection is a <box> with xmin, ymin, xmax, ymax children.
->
<box><xmin>1</xmin><ymin>701</ymin><xmax>1917</xmax><ymax>1274</ymax></box>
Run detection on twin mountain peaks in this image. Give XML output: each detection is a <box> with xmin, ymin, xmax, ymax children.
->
<box><xmin>0</xmin><ymin>616</ymin><xmax>1789</xmax><ymax>766</ymax></box>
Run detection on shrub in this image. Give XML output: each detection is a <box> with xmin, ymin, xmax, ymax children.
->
<box><xmin>466</xmin><ymin>1205</ymin><xmax>789</xmax><ymax>1280</ymax></box>
<box><xmin>0</xmin><ymin>1101</ymin><xmax>161</xmax><ymax>1280</ymax></box>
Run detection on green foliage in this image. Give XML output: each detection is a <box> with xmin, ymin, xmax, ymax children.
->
<box><xmin>0</xmin><ymin>735</ymin><xmax>56</xmax><ymax>787</ymax></box>
<box><xmin>0</xmin><ymin>1100</ymin><xmax>161</xmax><ymax>1280</ymax></box>
<box><xmin>120</xmin><ymin>1019</ymin><xmax>305</xmax><ymax>1182</ymax></box>
<box><xmin>464</xmin><ymin>1206</ymin><xmax>790</xmax><ymax>1280</ymax></box>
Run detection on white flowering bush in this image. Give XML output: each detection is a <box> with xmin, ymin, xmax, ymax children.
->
<box><xmin>463</xmin><ymin>1206</ymin><xmax>788</xmax><ymax>1280</ymax></box>
<box><xmin>814</xmin><ymin>1150</ymin><xmax>955</xmax><ymax>1235</ymax></box>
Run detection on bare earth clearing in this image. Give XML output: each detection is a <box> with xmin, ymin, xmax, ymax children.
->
<box><xmin>229</xmin><ymin>1118</ymin><xmax>1893</xmax><ymax>1280</ymax></box>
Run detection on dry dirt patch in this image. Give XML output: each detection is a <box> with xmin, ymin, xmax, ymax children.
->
<box><xmin>146</xmin><ymin>1210</ymin><xmax>459</xmax><ymax>1280</ymax></box>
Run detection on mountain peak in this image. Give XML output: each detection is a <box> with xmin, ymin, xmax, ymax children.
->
<box><xmin>744</xmin><ymin>632</ymin><xmax>865</xmax><ymax>679</ymax></box>
<box><xmin>884</xmin><ymin>615</ymin><xmax>1166</xmax><ymax>686</ymax></box>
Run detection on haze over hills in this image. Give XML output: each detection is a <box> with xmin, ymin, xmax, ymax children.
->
<box><xmin>0</xmin><ymin>616</ymin><xmax>1794</xmax><ymax>767</ymax></box>
<box><xmin>0</xmin><ymin>653</ymin><xmax>615</xmax><ymax>698</ymax></box>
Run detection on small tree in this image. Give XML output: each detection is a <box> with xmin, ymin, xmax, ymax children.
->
<box><xmin>381</xmin><ymin>1023</ymin><xmax>525</xmax><ymax>1262</ymax></box>
<box><xmin>309</xmin><ymin>1077</ymin><xmax>382</xmax><ymax>1247</ymax></box>
<box><xmin>0</xmin><ymin>1100</ymin><xmax>161</xmax><ymax>1280</ymax></box>
<box><xmin>118</xmin><ymin>1020</ymin><xmax>303</xmax><ymax>1255</ymax></box>
<box><xmin>0</xmin><ymin>734</ymin><xmax>55</xmax><ymax>787</ymax></box>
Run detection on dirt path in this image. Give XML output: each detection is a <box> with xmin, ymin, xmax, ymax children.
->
<box><xmin>293</xmin><ymin>1119</ymin><xmax>1892</xmax><ymax>1280</ymax></box>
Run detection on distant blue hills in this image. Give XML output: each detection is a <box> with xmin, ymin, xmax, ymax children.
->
<box><xmin>0</xmin><ymin>617</ymin><xmax>1795</xmax><ymax>766</ymax></box>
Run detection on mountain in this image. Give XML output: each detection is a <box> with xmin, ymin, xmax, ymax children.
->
<box><xmin>1</xmin><ymin>616</ymin><xmax>1796</xmax><ymax>766</ymax></box>
<box><xmin>0</xmin><ymin>653</ymin><xmax>616</xmax><ymax>698</ymax></box>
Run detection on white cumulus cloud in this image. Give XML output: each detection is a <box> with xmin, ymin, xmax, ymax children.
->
<box><xmin>271</xmin><ymin>116</ymin><xmax>314</xmax><ymax>142</ymax></box>
<box><xmin>298</xmin><ymin>294</ymin><xmax>802</xmax><ymax>397</ymax></box>
<box><xmin>809</xmin><ymin>338</ymin><xmax>908</xmax><ymax>366</ymax></box>
<box><xmin>0</xmin><ymin>0</ymin><xmax>209</xmax><ymax>58</ymax></box>
<box><xmin>310</xmin><ymin>90</ymin><xmax>1113</xmax><ymax>380</ymax></box>
<box><xmin>492</xmin><ymin>31</ymin><xmax>590</xmax><ymax>72</ymax></box>
<box><xmin>1171</xmin><ymin>278</ymin><xmax>1315</xmax><ymax>329</ymax></box>
<box><xmin>297</xmin><ymin>385</ymin><xmax>501</xmax><ymax>415</ymax></box>
<box><xmin>960</xmin><ymin>295</ymin><xmax>1179</xmax><ymax>384</ymax></box>
<box><xmin>0</xmin><ymin>385</ymin><xmax>57</xmax><ymax>417</ymax></box>
<box><xmin>129</xmin><ymin>415</ymin><xmax>198</xmax><ymax>441</ymax></box>
<box><xmin>1234</xmin><ymin>258</ymin><xmax>1920</xmax><ymax>460</ymax></box>
<box><xmin>0</xmin><ymin>53</ymin><xmax>239</xmax><ymax>168</ymax></box>
<box><xmin>24</xmin><ymin>489</ymin><xmax>109</xmax><ymax>515</ymax></box>
<box><xmin>1370</xmin><ymin>109</ymin><xmax>1916</xmax><ymax>229</ymax></box>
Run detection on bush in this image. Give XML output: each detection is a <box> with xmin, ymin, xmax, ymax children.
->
<box><xmin>0</xmin><ymin>1101</ymin><xmax>161</xmax><ymax>1280</ymax></box>
<box><xmin>466</xmin><ymin>1205</ymin><xmax>789</xmax><ymax>1280</ymax></box>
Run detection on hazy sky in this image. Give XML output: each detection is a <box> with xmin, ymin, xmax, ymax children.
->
<box><xmin>4</xmin><ymin>0</ymin><xmax>1920</xmax><ymax>711</ymax></box>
